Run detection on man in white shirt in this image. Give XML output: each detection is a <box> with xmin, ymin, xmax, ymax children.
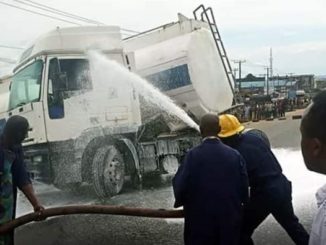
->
<box><xmin>300</xmin><ymin>91</ymin><xmax>326</xmax><ymax>245</ymax></box>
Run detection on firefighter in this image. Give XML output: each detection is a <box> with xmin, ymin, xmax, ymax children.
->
<box><xmin>173</xmin><ymin>114</ymin><xmax>248</xmax><ymax>245</ymax></box>
<box><xmin>218</xmin><ymin>114</ymin><xmax>309</xmax><ymax>245</ymax></box>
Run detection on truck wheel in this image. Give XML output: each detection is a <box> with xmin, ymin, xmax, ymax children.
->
<box><xmin>161</xmin><ymin>155</ymin><xmax>179</xmax><ymax>174</ymax></box>
<box><xmin>92</xmin><ymin>145</ymin><xmax>125</xmax><ymax>198</ymax></box>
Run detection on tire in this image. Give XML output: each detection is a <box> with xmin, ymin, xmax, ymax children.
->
<box><xmin>92</xmin><ymin>145</ymin><xmax>125</xmax><ymax>198</ymax></box>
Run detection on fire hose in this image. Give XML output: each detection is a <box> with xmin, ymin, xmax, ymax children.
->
<box><xmin>0</xmin><ymin>205</ymin><xmax>184</xmax><ymax>235</ymax></box>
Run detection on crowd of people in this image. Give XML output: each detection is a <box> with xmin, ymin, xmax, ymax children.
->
<box><xmin>234</xmin><ymin>96</ymin><xmax>312</xmax><ymax>123</ymax></box>
<box><xmin>173</xmin><ymin>91</ymin><xmax>326</xmax><ymax>245</ymax></box>
<box><xmin>241</xmin><ymin>100</ymin><xmax>287</xmax><ymax>122</ymax></box>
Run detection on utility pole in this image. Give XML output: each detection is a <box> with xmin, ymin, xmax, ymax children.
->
<box><xmin>233</xmin><ymin>68</ymin><xmax>238</xmax><ymax>79</ymax></box>
<box><xmin>265</xmin><ymin>67</ymin><xmax>270</xmax><ymax>95</ymax></box>
<box><xmin>270</xmin><ymin>48</ymin><xmax>273</xmax><ymax>79</ymax></box>
<box><xmin>233</xmin><ymin>60</ymin><xmax>246</xmax><ymax>92</ymax></box>
<box><xmin>270</xmin><ymin>48</ymin><xmax>274</xmax><ymax>92</ymax></box>
<box><xmin>287</xmin><ymin>72</ymin><xmax>294</xmax><ymax>89</ymax></box>
<box><xmin>233</xmin><ymin>68</ymin><xmax>238</xmax><ymax>89</ymax></box>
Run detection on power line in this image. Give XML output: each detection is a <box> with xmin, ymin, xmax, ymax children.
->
<box><xmin>13</xmin><ymin>0</ymin><xmax>103</xmax><ymax>25</ymax></box>
<box><xmin>1</xmin><ymin>0</ymin><xmax>140</xmax><ymax>38</ymax></box>
<box><xmin>273</xmin><ymin>67</ymin><xmax>288</xmax><ymax>76</ymax></box>
<box><xmin>0</xmin><ymin>1</ymin><xmax>81</xmax><ymax>25</ymax></box>
<box><xmin>0</xmin><ymin>44</ymin><xmax>24</xmax><ymax>50</ymax></box>
<box><xmin>232</xmin><ymin>60</ymin><xmax>246</xmax><ymax>79</ymax></box>
<box><xmin>245</xmin><ymin>60</ymin><xmax>267</xmax><ymax>68</ymax></box>
<box><xmin>245</xmin><ymin>60</ymin><xmax>289</xmax><ymax>77</ymax></box>
<box><xmin>232</xmin><ymin>60</ymin><xmax>246</xmax><ymax>93</ymax></box>
<box><xmin>12</xmin><ymin>0</ymin><xmax>140</xmax><ymax>33</ymax></box>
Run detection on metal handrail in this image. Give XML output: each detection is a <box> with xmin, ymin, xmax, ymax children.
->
<box><xmin>193</xmin><ymin>5</ymin><xmax>238</xmax><ymax>103</ymax></box>
<box><xmin>123</xmin><ymin>22</ymin><xmax>176</xmax><ymax>41</ymax></box>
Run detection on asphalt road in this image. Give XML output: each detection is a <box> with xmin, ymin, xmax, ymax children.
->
<box><xmin>15</xmin><ymin>110</ymin><xmax>326</xmax><ymax>245</ymax></box>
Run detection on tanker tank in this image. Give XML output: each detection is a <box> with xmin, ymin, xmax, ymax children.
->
<box><xmin>124</xmin><ymin>14</ymin><xmax>235</xmax><ymax>127</ymax></box>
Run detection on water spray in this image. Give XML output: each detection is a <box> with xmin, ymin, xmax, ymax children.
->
<box><xmin>87</xmin><ymin>51</ymin><xmax>200</xmax><ymax>132</ymax></box>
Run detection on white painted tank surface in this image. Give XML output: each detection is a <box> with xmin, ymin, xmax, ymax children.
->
<box><xmin>125</xmin><ymin>20</ymin><xmax>234</xmax><ymax>120</ymax></box>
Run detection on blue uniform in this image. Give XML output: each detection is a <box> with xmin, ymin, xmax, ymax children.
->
<box><xmin>0</xmin><ymin>144</ymin><xmax>31</xmax><ymax>203</ymax></box>
<box><xmin>0</xmin><ymin>140</ymin><xmax>31</xmax><ymax>245</ymax></box>
<box><xmin>173</xmin><ymin>138</ymin><xmax>248</xmax><ymax>245</ymax></box>
<box><xmin>224</xmin><ymin>133</ymin><xmax>309</xmax><ymax>245</ymax></box>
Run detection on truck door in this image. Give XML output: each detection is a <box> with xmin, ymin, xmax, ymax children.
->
<box><xmin>44</xmin><ymin>57</ymin><xmax>93</xmax><ymax>142</ymax></box>
<box><xmin>8</xmin><ymin>58</ymin><xmax>48</xmax><ymax>145</ymax></box>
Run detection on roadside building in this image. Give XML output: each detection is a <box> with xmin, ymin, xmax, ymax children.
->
<box><xmin>237</xmin><ymin>73</ymin><xmax>314</xmax><ymax>98</ymax></box>
<box><xmin>316</xmin><ymin>79</ymin><xmax>326</xmax><ymax>90</ymax></box>
<box><xmin>271</xmin><ymin>75</ymin><xmax>315</xmax><ymax>92</ymax></box>
<box><xmin>237</xmin><ymin>74</ymin><xmax>265</xmax><ymax>96</ymax></box>
<box><xmin>272</xmin><ymin>79</ymin><xmax>299</xmax><ymax>95</ymax></box>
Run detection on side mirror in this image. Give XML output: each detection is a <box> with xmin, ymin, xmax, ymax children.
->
<box><xmin>50</xmin><ymin>58</ymin><xmax>68</xmax><ymax>91</ymax></box>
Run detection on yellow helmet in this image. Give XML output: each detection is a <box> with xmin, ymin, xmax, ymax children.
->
<box><xmin>218</xmin><ymin>114</ymin><xmax>245</xmax><ymax>138</ymax></box>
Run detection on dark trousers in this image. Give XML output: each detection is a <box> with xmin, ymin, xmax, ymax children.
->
<box><xmin>185</xmin><ymin>225</ymin><xmax>241</xmax><ymax>245</ymax></box>
<box><xmin>184</xmin><ymin>217</ymin><xmax>241</xmax><ymax>245</ymax></box>
<box><xmin>241</xmin><ymin>188</ymin><xmax>309</xmax><ymax>245</ymax></box>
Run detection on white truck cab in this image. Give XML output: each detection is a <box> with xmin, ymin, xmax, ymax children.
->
<box><xmin>8</xmin><ymin>26</ymin><xmax>143</xmax><ymax>196</ymax></box>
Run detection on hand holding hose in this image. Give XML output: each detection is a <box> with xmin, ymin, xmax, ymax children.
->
<box><xmin>33</xmin><ymin>204</ymin><xmax>45</xmax><ymax>221</ymax></box>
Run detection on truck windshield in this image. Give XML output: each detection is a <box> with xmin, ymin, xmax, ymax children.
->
<box><xmin>9</xmin><ymin>60</ymin><xmax>43</xmax><ymax>110</ymax></box>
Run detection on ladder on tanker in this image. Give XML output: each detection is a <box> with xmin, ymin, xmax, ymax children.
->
<box><xmin>193</xmin><ymin>5</ymin><xmax>240</xmax><ymax>104</ymax></box>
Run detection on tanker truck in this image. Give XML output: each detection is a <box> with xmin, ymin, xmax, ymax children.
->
<box><xmin>3</xmin><ymin>5</ymin><xmax>237</xmax><ymax>197</ymax></box>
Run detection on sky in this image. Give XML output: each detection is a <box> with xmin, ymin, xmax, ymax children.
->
<box><xmin>1</xmin><ymin>0</ymin><xmax>326</xmax><ymax>77</ymax></box>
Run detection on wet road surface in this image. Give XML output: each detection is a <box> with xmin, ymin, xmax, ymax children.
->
<box><xmin>15</xmin><ymin>109</ymin><xmax>326</xmax><ymax>244</ymax></box>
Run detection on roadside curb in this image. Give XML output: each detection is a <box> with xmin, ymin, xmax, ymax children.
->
<box><xmin>292</xmin><ymin>115</ymin><xmax>302</xmax><ymax>120</ymax></box>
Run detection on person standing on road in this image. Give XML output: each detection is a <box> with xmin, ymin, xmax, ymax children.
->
<box><xmin>173</xmin><ymin>113</ymin><xmax>249</xmax><ymax>245</ymax></box>
<box><xmin>244</xmin><ymin>104</ymin><xmax>250</xmax><ymax>122</ymax></box>
<box><xmin>0</xmin><ymin>116</ymin><xmax>44</xmax><ymax>245</ymax></box>
<box><xmin>218</xmin><ymin>114</ymin><xmax>309</xmax><ymax>245</ymax></box>
<box><xmin>300</xmin><ymin>91</ymin><xmax>326</xmax><ymax>245</ymax></box>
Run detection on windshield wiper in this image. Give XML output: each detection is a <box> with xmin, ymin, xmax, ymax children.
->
<box><xmin>16</xmin><ymin>102</ymin><xmax>27</xmax><ymax>107</ymax></box>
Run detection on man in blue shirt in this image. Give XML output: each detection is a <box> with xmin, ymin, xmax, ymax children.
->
<box><xmin>219</xmin><ymin>114</ymin><xmax>309</xmax><ymax>245</ymax></box>
<box><xmin>173</xmin><ymin>114</ymin><xmax>249</xmax><ymax>245</ymax></box>
<box><xmin>0</xmin><ymin>115</ymin><xmax>44</xmax><ymax>245</ymax></box>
